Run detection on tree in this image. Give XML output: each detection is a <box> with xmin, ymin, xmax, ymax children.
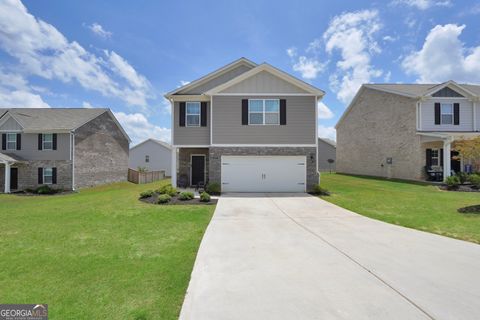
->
<box><xmin>453</xmin><ymin>136</ymin><xmax>480</xmax><ymax>172</ymax></box>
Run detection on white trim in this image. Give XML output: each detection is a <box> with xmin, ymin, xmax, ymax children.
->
<box><xmin>170</xmin><ymin>100</ymin><xmax>174</xmax><ymax>146</ymax></box>
<box><xmin>440</xmin><ymin>103</ymin><xmax>454</xmax><ymax>125</ymax></box>
<box><xmin>473</xmin><ymin>101</ymin><xmax>477</xmax><ymax>132</ymax></box>
<box><xmin>190</xmin><ymin>154</ymin><xmax>206</xmax><ymax>186</ymax></box>
<box><xmin>0</xmin><ymin>113</ymin><xmax>24</xmax><ymax>131</ymax></box>
<box><xmin>211</xmin><ymin>144</ymin><xmax>317</xmax><ymax>147</ymax></box>
<box><xmin>130</xmin><ymin>138</ymin><xmax>172</xmax><ymax>151</ymax></box>
<box><xmin>424</xmin><ymin>81</ymin><xmax>477</xmax><ymax>99</ymax></box>
<box><xmin>42</xmin><ymin>133</ymin><xmax>53</xmax><ymax>150</ymax></box>
<box><xmin>210</xmin><ymin>95</ymin><xmax>213</xmax><ymax>145</ymax></box>
<box><xmin>315</xmin><ymin>96</ymin><xmax>319</xmax><ymax>175</ymax></box>
<box><xmin>0</xmin><ymin>129</ymin><xmax>22</xmax><ymax>133</ymax></box>
<box><xmin>173</xmin><ymin>145</ymin><xmax>211</xmax><ymax>148</ymax></box>
<box><xmin>5</xmin><ymin>133</ymin><xmax>17</xmax><ymax>150</ymax></box>
<box><xmin>171</xmin><ymin>146</ymin><xmax>177</xmax><ymax>187</ymax></box>
<box><xmin>247</xmin><ymin>99</ymin><xmax>280</xmax><ymax>125</ymax></box>
<box><xmin>167</xmin><ymin>95</ymin><xmax>210</xmax><ymax>102</ymax></box>
<box><xmin>213</xmin><ymin>93</ymin><xmax>317</xmax><ymax>96</ymax></box>
<box><xmin>43</xmin><ymin>167</ymin><xmax>53</xmax><ymax>185</ymax></box>
<box><xmin>428</xmin><ymin>97</ymin><xmax>468</xmax><ymax>100</ymax></box>
<box><xmin>185</xmin><ymin>101</ymin><xmax>201</xmax><ymax>127</ymax></box>
<box><xmin>4</xmin><ymin>162</ymin><xmax>11</xmax><ymax>193</ymax></box>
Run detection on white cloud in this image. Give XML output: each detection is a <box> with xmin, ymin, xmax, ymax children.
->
<box><xmin>392</xmin><ymin>0</ymin><xmax>452</xmax><ymax>10</ymax></box>
<box><xmin>402</xmin><ymin>24</ymin><xmax>480</xmax><ymax>83</ymax></box>
<box><xmin>318</xmin><ymin>125</ymin><xmax>336</xmax><ymax>141</ymax></box>
<box><xmin>114</xmin><ymin>112</ymin><xmax>171</xmax><ymax>145</ymax></box>
<box><xmin>0</xmin><ymin>0</ymin><xmax>153</xmax><ymax>108</ymax></box>
<box><xmin>324</xmin><ymin>9</ymin><xmax>383</xmax><ymax>103</ymax></box>
<box><xmin>384</xmin><ymin>71</ymin><xmax>392</xmax><ymax>82</ymax></box>
<box><xmin>180</xmin><ymin>80</ymin><xmax>190</xmax><ymax>86</ymax></box>
<box><xmin>317</xmin><ymin>101</ymin><xmax>334</xmax><ymax>119</ymax></box>
<box><xmin>0</xmin><ymin>89</ymin><xmax>50</xmax><ymax>108</ymax></box>
<box><xmin>161</xmin><ymin>97</ymin><xmax>171</xmax><ymax>114</ymax></box>
<box><xmin>292</xmin><ymin>56</ymin><xmax>326</xmax><ymax>80</ymax></box>
<box><xmin>87</xmin><ymin>23</ymin><xmax>112</xmax><ymax>38</ymax></box>
<box><xmin>383</xmin><ymin>35</ymin><xmax>397</xmax><ymax>42</ymax></box>
<box><xmin>286</xmin><ymin>47</ymin><xmax>297</xmax><ymax>58</ymax></box>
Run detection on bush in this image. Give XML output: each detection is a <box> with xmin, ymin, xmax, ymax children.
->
<box><xmin>156</xmin><ymin>184</ymin><xmax>177</xmax><ymax>196</ymax></box>
<box><xmin>139</xmin><ymin>190</ymin><xmax>154</xmax><ymax>199</ymax></box>
<box><xmin>455</xmin><ymin>172</ymin><xmax>468</xmax><ymax>185</ymax></box>
<box><xmin>157</xmin><ymin>194</ymin><xmax>171</xmax><ymax>204</ymax></box>
<box><xmin>206</xmin><ymin>182</ymin><xmax>221</xmax><ymax>195</ymax></box>
<box><xmin>200</xmin><ymin>192</ymin><xmax>211</xmax><ymax>202</ymax></box>
<box><xmin>35</xmin><ymin>185</ymin><xmax>57</xmax><ymax>195</ymax></box>
<box><xmin>179</xmin><ymin>191</ymin><xmax>194</xmax><ymax>201</ymax></box>
<box><xmin>310</xmin><ymin>184</ymin><xmax>330</xmax><ymax>196</ymax></box>
<box><xmin>445</xmin><ymin>175</ymin><xmax>460</xmax><ymax>190</ymax></box>
<box><xmin>469</xmin><ymin>174</ymin><xmax>480</xmax><ymax>189</ymax></box>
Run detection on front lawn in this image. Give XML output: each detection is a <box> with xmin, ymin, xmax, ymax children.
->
<box><xmin>0</xmin><ymin>180</ymin><xmax>215</xmax><ymax>319</ymax></box>
<box><xmin>320</xmin><ymin>173</ymin><xmax>480</xmax><ymax>244</ymax></box>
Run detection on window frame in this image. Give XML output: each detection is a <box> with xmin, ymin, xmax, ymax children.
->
<box><xmin>6</xmin><ymin>133</ymin><xmax>17</xmax><ymax>150</ymax></box>
<box><xmin>440</xmin><ymin>103</ymin><xmax>454</xmax><ymax>125</ymax></box>
<box><xmin>42</xmin><ymin>133</ymin><xmax>53</xmax><ymax>150</ymax></box>
<box><xmin>248</xmin><ymin>99</ymin><xmax>280</xmax><ymax>126</ymax></box>
<box><xmin>185</xmin><ymin>101</ymin><xmax>201</xmax><ymax>127</ymax></box>
<box><xmin>43</xmin><ymin>167</ymin><xmax>53</xmax><ymax>185</ymax></box>
<box><xmin>431</xmin><ymin>149</ymin><xmax>440</xmax><ymax>167</ymax></box>
<box><xmin>145</xmin><ymin>155</ymin><xmax>150</xmax><ymax>163</ymax></box>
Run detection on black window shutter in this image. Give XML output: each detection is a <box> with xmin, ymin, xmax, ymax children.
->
<box><xmin>434</xmin><ymin>103</ymin><xmax>441</xmax><ymax>125</ymax></box>
<box><xmin>53</xmin><ymin>133</ymin><xmax>57</xmax><ymax>150</ymax></box>
<box><xmin>52</xmin><ymin>168</ymin><xmax>57</xmax><ymax>184</ymax></box>
<box><xmin>16</xmin><ymin>133</ymin><xmax>21</xmax><ymax>150</ymax></box>
<box><xmin>453</xmin><ymin>103</ymin><xmax>460</xmax><ymax>125</ymax></box>
<box><xmin>38</xmin><ymin>134</ymin><xmax>43</xmax><ymax>150</ymax></box>
<box><xmin>179</xmin><ymin>102</ymin><xmax>186</xmax><ymax>127</ymax></box>
<box><xmin>280</xmin><ymin>99</ymin><xmax>287</xmax><ymax>125</ymax></box>
<box><xmin>1</xmin><ymin>134</ymin><xmax>6</xmax><ymax>150</ymax></box>
<box><xmin>201</xmin><ymin>102</ymin><xmax>207</xmax><ymax>127</ymax></box>
<box><xmin>38</xmin><ymin>168</ymin><xmax>43</xmax><ymax>184</ymax></box>
<box><xmin>440</xmin><ymin>149</ymin><xmax>444</xmax><ymax>166</ymax></box>
<box><xmin>241</xmin><ymin>99</ymin><xmax>248</xmax><ymax>125</ymax></box>
<box><xmin>426</xmin><ymin>149</ymin><xmax>432</xmax><ymax>167</ymax></box>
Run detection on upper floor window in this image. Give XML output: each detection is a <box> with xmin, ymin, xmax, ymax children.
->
<box><xmin>248</xmin><ymin>99</ymin><xmax>280</xmax><ymax>125</ymax></box>
<box><xmin>43</xmin><ymin>134</ymin><xmax>53</xmax><ymax>150</ymax></box>
<box><xmin>145</xmin><ymin>155</ymin><xmax>150</xmax><ymax>163</ymax></box>
<box><xmin>186</xmin><ymin>102</ymin><xmax>200</xmax><ymax>127</ymax></box>
<box><xmin>6</xmin><ymin>133</ymin><xmax>17</xmax><ymax>150</ymax></box>
<box><xmin>441</xmin><ymin>103</ymin><xmax>453</xmax><ymax>125</ymax></box>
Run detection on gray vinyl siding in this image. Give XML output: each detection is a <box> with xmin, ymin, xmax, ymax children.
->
<box><xmin>477</xmin><ymin>103</ymin><xmax>480</xmax><ymax>130</ymax></box>
<box><xmin>3</xmin><ymin>133</ymin><xmax>70</xmax><ymax>160</ymax></box>
<box><xmin>219</xmin><ymin>71</ymin><xmax>309</xmax><ymax>94</ymax></box>
<box><xmin>317</xmin><ymin>139</ymin><xmax>336</xmax><ymax>172</ymax></box>
<box><xmin>129</xmin><ymin>140</ymin><xmax>172</xmax><ymax>175</ymax></box>
<box><xmin>0</xmin><ymin>116</ymin><xmax>23</xmax><ymax>131</ymax></box>
<box><xmin>173</xmin><ymin>102</ymin><xmax>210</xmax><ymax>145</ymax></box>
<box><xmin>178</xmin><ymin>64</ymin><xmax>252</xmax><ymax>94</ymax></box>
<box><xmin>212</xmin><ymin>95</ymin><xmax>316</xmax><ymax>144</ymax></box>
<box><xmin>420</xmin><ymin>98</ymin><xmax>473</xmax><ymax>131</ymax></box>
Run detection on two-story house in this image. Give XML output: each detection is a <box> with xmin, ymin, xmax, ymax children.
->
<box><xmin>0</xmin><ymin>108</ymin><xmax>130</xmax><ymax>193</ymax></box>
<box><xmin>336</xmin><ymin>81</ymin><xmax>480</xmax><ymax>181</ymax></box>
<box><xmin>165</xmin><ymin>58</ymin><xmax>325</xmax><ymax>192</ymax></box>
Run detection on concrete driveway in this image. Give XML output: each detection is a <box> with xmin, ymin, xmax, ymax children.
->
<box><xmin>180</xmin><ymin>194</ymin><xmax>480</xmax><ymax>320</ymax></box>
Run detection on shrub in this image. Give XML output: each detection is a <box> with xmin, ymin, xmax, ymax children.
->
<box><xmin>206</xmin><ymin>182</ymin><xmax>221</xmax><ymax>195</ymax></box>
<box><xmin>310</xmin><ymin>184</ymin><xmax>330</xmax><ymax>196</ymax></box>
<box><xmin>157</xmin><ymin>194</ymin><xmax>171</xmax><ymax>204</ymax></box>
<box><xmin>469</xmin><ymin>174</ymin><xmax>480</xmax><ymax>189</ymax></box>
<box><xmin>445</xmin><ymin>176</ymin><xmax>460</xmax><ymax>190</ymax></box>
<box><xmin>179</xmin><ymin>191</ymin><xmax>194</xmax><ymax>201</ymax></box>
<box><xmin>455</xmin><ymin>172</ymin><xmax>468</xmax><ymax>185</ymax></box>
<box><xmin>156</xmin><ymin>184</ymin><xmax>177</xmax><ymax>196</ymax></box>
<box><xmin>139</xmin><ymin>190</ymin><xmax>154</xmax><ymax>199</ymax></box>
<box><xmin>200</xmin><ymin>192</ymin><xmax>211</xmax><ymax>202</ymax></box>
<box><xmin>35</xmin><ymin>185</ymin><xmax>57</xmax><ymax>195</ymax></box>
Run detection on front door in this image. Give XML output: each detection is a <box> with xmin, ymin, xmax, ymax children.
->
<box><xmin>191</xmin><ymin>155</ymin><xmax>205</xmax><ymax>186</ymax></box>
<box><xmin>10</xmin><ymin>167</ymin><xmax>18</xmax><ymax>190</ymax></box>
<box><xmin>451</xmin><ymin>151</ymin><xmax>461</xmax><ymax>173</ymax></box>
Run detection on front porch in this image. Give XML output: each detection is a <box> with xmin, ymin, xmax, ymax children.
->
<box><xmin>0</xmin><ymin>153</ymin><xmax>25</xmax><ymax>193</ymax></box>
<box><xmin>172</xmin><ymin>147</ymin><xmax>209</xmax><ymax>188</ymax></box>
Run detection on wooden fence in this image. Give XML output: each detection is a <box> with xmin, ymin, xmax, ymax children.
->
<box><xmin>128</xmin><ymin>169</ymin><xmax>165</xmax><ymax>184</ymax></box>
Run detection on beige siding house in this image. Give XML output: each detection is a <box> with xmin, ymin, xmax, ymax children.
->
<box><xmin>165</xmin><ymin>58</ymin><xmax>325</xmax><ymax>192</ymax></box>
<box><xmin>0</xmin><ymin>108</ymin><xmax>130</xmax><ymax>193</ymax></box>
<box><xmin>336</xmin><ymin>81</ymin><xmax>480</xmax><ymax>181</ymax></box>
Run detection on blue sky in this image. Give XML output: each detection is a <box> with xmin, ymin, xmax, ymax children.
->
<box><xmin>1</xmin><ymin>0</ymin><xmax>480</xmax><ymax>143</ymax></box>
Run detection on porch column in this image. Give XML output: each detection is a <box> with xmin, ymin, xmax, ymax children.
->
<box><xmin>443</xmin><ymin>140</ymin><xmax>452</xmax><ymax>180</ymax></box>
<box><xmin>171</xmin><ymin>147</ymin><xmax>177</xmax><ymax>187</ymax></box>
<box><xmin>4</xmin><ymin>162</ymin><xmax>10</xmax><ymax>194</ymax></box>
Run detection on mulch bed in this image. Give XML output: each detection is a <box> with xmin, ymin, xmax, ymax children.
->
<box><xmin>439</xmin><ymin>185</ymin><xmax>480</xmax><ymax>192</ymax></box>
<box><xmin>140</xmin><ymin>193</ymin><xmax>217</xmax><ymax>205</ymax></box>
<box><xmin>458</xmin><ymin>205</ymin><xmax>480</xmax><ymax>214</ymax></box>
<box><xmin>13</xmin><ymin>190</ymin><xmax>75</xmax><ymax>196</ymax></box>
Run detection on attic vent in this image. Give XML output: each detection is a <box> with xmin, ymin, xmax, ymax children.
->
<box><xmin>432</xmin><ymin>87</ymin><xmax>464</xmax><ymax>98</ymax></box>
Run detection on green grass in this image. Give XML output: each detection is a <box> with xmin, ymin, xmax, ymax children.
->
<box><xmin>320</xmin><ymin>173</ymin><xmax>480</xmax><ymax>244</ymax></box>
<box><xmin>0</xmin><ymin>180</ymin><xmax>215</xmax><ymax>319</ymax></box>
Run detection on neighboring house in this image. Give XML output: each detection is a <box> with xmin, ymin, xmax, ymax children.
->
<box><xmin>0</xmin><ymin>108</ymin><xmax>130</xmax><ymax>193</ymax></box>
<box><xmin>129</xmin><ymin>139</ymin><xmax>172</xmax><ymax>176</ymax></box>
<box><xmin>318</xmin><ymin>138</ymin><xmax>336</xmax><ymax>172</ymax></box>
<box><xmin>336</xmin><ymin>81</ymin><xmax>480</xmax><ymax>181</ymax></box>
<box><xmin>165</xmin><ymin>58</ymin><xmax>325</xmax><ymax>192</ymax></box>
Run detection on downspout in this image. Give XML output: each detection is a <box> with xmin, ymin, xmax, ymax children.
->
<box><xmin>71</xmin><ymin>131</ymin><xmax>76</xmax><ymax>191</ymax></box>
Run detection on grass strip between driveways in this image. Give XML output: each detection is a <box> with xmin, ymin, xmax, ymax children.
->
<box><xmin>320</xmin><ymin>173</ymin><xmax>480</xmax><ymax>244</ymax></box>
<box><xmin>0</xmin><ymin>180</ymin><xmax>215</xmax><ymax>319</ymax></box>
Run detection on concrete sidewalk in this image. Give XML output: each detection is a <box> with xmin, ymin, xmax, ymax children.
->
<box><xmin>180</xmin><ymin>194</ymin><xmax>480</xmax><ymax>320</ymax></box>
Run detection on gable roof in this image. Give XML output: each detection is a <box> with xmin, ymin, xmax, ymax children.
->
<box><xmin>318</xmin><ymin>137</ymin><xmax>336</xmax><ymax>148</ymax></box>
<box><xmin>130</xmin><ymin>138</ymin><xmax>172</xmax><ymax>151</ymax></box>
<box><xmin>364</xmin><ymin>81</ymin><xmax>480</xmax><ymax>99</ymax></box>
<box><xmin>0</xmin><ymin>108</ymin><xmax>131</xmax><ymax>142</ymax></box>
<box><xmin>165</xmin><ymin>57</ymin><xmax>257</xmax><ymax>97</ymax></box>
<box><xmin>206</xmin><ymin>63</ymin><xmax>325</xmax><ymax>97</ymax></box>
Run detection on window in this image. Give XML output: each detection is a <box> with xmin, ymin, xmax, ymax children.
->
<box><xmin>248</xmin><ymin>99</ymin><xmax>280</xmax><ymax>125</ymax></box>
<box><xmin>431</xmin><ymin>149</ymin><xmax>440</xmax><ymax>166</ymax></box>
<box><xmin>145</xmin><ymin>155</ymin><xmax>150</xmax><ymax>163</ymax></box>
<box><xmin>441</xmin><ymin>103</ymin><xmax>453</xmax><ymax>124</ymax></box>
<box><xmin>6</xmin><ymin>133</ymin><xmax>16</xmax><ymax>150</ymax></box>
<box><xmin>186</xmin><ymin>102</ymin><xmax>201</xmax><ymax>127</ymax></box>
<box><xmin>43</xmin><ymin>167</ymin><xmax>53</xmax><ymax>185</ymax></box>
<box><xmin>43</xmin><ymin>133</ymin><xmax>53</xmax><ymax>150</ymax></box>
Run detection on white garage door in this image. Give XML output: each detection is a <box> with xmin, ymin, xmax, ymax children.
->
<box><xmin>221</xmin><ymin>156</ymin><xmax>306</xmax><ymax>192</ymax></box>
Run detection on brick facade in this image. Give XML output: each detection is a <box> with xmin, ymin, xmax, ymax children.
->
<box><xmin>178</xmin><ymin>148</ymin><xmax>209</xmax><ymax>186</ymax></box>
